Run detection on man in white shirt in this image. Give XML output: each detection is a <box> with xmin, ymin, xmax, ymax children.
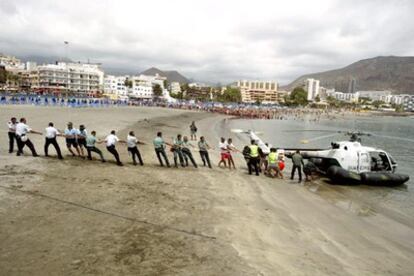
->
<box><xmin>218</xmin><ymin>137</ymin><xmax>229</xmax><ymax>168</ymax></box>
<box><xmin>44</xmin><ymin>122</ymin><xmax>63</xmax><ymax>159</ymax></box>
<box><xmin>104</xmin><ymin>130</ymin><xmax>125</xmax><ymax>166</ymax></box>
<box><xmin>127</xmin><ymin>131</ymin><xmax>145</xmax><ymax>166</ymax></box>
<box><xmin>15</xmin><ymin>117</ymin><xmax>42</xmax><ymax>157</ymax></box>
<box><xmin>7</xmin><ymin>117</ymin><xmax>17</xmax><ymax>153</ymax></box>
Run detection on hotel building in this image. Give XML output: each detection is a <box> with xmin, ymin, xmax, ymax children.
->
<box><xmin>235</xmin><ymin>80</ymin><xmax>281</xmax><ymax>103</ymax></box>
<box><xmin>305</xmin><ymin>78</ymin><xmax>320</xmax><ymax>101</ymax></box>
<box><xmin>37</xmin><ymin>62</ymin><xmax>104</xmax><ymax>95</ymax></box>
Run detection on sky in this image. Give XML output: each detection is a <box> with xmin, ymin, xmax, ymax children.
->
<box><xmin>1</xmin><ymin>0</ymin><xmax>414</xmax><ymax>84</ymax></box>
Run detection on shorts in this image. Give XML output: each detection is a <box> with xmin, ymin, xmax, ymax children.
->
<box><xmin>77</xmin><ymin>139</ymin><xmax>86</xmax><ymax>148</ymax></box>
<box><xmin>66</xmin><ymin>138</ymin><xmax>78</xmax><ymax>147</ymax></box>
<box><xmin>221</xmin><ymin>152</ymin><xmax>229</xmax><ymax>160</ymax></box>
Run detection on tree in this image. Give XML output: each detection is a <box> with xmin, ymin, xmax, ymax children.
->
<box><xmin>289</xmin><ymin>87</ymin><xmax>308</xmax><ymax>106</ymax></box>
<box><xmin>217</xmin><ymin>87</ymin><xmax>241</xmax><ymax>103</ymax></box>
<box><xmin>152</xmin><ymin>84</ymin><xmax>163</xmax><ymax>101</ymax></box>
<box><xmin>372</xmin><ymin>100</ymin><xmax>385</xmax><ymax>109</ymax></box>
<box><xmin>315</xmin><ymin>95</ymin><xmax>321</xmax><ymax>102</ymax></box>
<box><xmin>124</xmin><ymin>79</ymin><xmax>133</xmax><ymax>88</ymax></box>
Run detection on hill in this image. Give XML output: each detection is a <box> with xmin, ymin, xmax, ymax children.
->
<box><xmin>285</xmin><ymin>56</ymin><xmax>414</xmax><ymax>94</ymax></box>
<box><xmin>140</xmin><ymin>67</ymin><xmax>189</xmax><ymax>84</ymax></box>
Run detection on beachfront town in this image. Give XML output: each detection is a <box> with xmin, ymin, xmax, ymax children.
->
<box><xmin>1</xmin><ymin>53</ymin><xmax>413</xmax><ymax>112</ymax></box>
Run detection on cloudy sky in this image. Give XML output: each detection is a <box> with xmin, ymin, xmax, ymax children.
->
<box><xmin>1</xmin><ymin>0</ymin><xmax>413</xmax><ymax>84</ymax></box>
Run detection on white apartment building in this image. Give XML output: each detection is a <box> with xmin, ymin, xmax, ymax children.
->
<box><xmin>328</xmin><ymin>91</ymin><xmax>359</xmax><ymax>103</ymax></box>
<box><xmin>357</xmin><ymin>90</ymin><xmax>391</xmax><ymax>101</ymax></box>
<box><xmin>390</xmin><ymin>94</ymin><xmax>410</xmax><ymax>105</ymax></box>
<box><xmin>170</xmin><ymin>82</ymin><xmax>181</xmax><ymax>94</ymax></box>
<box><xmin>104</xmin><ymin>75</ymin><xmax>129</xmax><ymax>97</ymax></box>
<box><xmin>37</xmin><ymin>62</ymin><xmax>104</xmax><ymax>95</ymax></box>
<box><xmin>305</xmin><ymin>78</ymin><xmax>320</xmax><ymax>101</ymax></box>
<box><xmin>129</xmin><ymin>74</ymin><xmax>167</xmax><ymax>100</ymax></box>
<box><xmin>236</xmin><ymin>80</ymin><xmax>280</xmax><ymax>103</ymax></box>
<box><xmin>402</xmin><ymin>95</ymin><xmax>414</xmax><ymax>112</ymax></box>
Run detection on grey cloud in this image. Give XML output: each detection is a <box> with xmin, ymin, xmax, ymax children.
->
<box><xmin>1</xmin><ymin>0</ymin><xmax>414</xmax><ymax>85</ymax></box>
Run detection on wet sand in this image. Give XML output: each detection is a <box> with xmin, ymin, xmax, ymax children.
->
<box><xmin>0</xmin><ymin>105</ymin><xmax>413</xmax><ymax>275</ymax></box>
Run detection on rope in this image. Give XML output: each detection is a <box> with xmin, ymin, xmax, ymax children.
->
<box><xmin>0</xmin><ymin>184</ymin><xmax>216</xmax><ymax>241</ymax></box>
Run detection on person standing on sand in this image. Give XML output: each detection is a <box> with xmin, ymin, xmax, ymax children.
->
<box><xmin>86</xmin><ymin>131</ymin><xmax>106</xmax><ymax>162</ymax></box>
<box><xmin>291</xmin><ymin>150</ymin><xmax>304</xmax><ymax>183</ymax></box>
<box><xmin>218</xmin><ymin>137</ymin><xmax>229</xmax><ymax>169</ymax></box>
<box><xmin>77</xmin><ymin>124</ymin><xmax>87</xmax><ymax>157</ymax></box>
<box><xmin>190</xmin><ymin>121</ymin><xmax>197</xmax><ymax>141</ymax></box>
<box><xmin>105</xmin><ymin>130</ymin><xmax>125</xmax><ymax>166</ymax></box>
<box><xmin>198</xmin><ymin>136</ymin><xmax>212</xmax><ymax>168</ymax></box>
<box><xmin>7</xmin><ymin>117</ymin><xmax>17</xmax><ymax>153</ymax></box>
<box><xmin>153</xmin><ymin>132</ymin><xmax>171</xmax><ymax>167</ymax></box>
<box><xmin>227</xmin><ymin>138</ymin><xmax>238</xmax><ymax>170</ymax></box>
<box><xmin>127</xmin><ymin>131</ymin><xmax>145</xmax><ymax>166</ymax></box>
<box><xmin>44</xmin><ymin>122</ymin><xmax>63</xmax><ymax>159</ymax></box>
<box><xmin>64</xmin><ymin>122</ymin><xmax>81</xmax><ymax>157</ymax></box>
<box><xmin>182</xmin><ymin>136</ymin><xmax>198</xmax><ymax>168</ymax></box>
<box><xmin>248</xmin><ymin>140</ymin><xmax>260</xmax><ymax>176</ymax></box>
<box><xmin>172</xmin><ymin>134</ymin><xmax>185</xmax><ymax>167</ymax></box>
<box><xmin>15</xmin><ymin>118</ymin><xmax>42</xmax><ymax>157</ymax></box>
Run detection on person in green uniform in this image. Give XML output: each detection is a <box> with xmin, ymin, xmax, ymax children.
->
<box><xmin>86</xmin><ymin>130</ymin><xmax>106</xmax><ymax>162</ymax></box>
<box><xmin>153</xmin><ymin>132</ymin><xmax>171</xmax><ymax>167</ymax></box>
<box><xmin>248</xmin><ymin>140</ymin><xmax>260</xmax><ymax>176</ymax></box>
<box><xmin>267</xmin><ymin>148</ymin><xmax>283</xmax><ymax>179</ymax></box>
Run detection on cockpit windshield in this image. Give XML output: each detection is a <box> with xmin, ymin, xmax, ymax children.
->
<box><xmin>369</xmin><ymin>151</ymin><xmax>392</xmax><ymax>172</ymax></box>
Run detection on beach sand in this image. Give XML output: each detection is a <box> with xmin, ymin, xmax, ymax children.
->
<box><xmin>0</xmin><ymin>105</ymin><xmax>413</xmax><ymax>275</ymax></box>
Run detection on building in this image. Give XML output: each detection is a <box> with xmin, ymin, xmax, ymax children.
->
<box><xmin>104</xmin><ymin>75</ymin><xmax>129</xmax><ymax>98</ymax></box>
<box><xmin>235</xmin><ymin>80</ymin><xmax>280</xmax><ymax>103</ymax></box>
<box><xmin>389</xmin><ymin>94</ymin><xmax>410</xmax><ymax>105</ymax></box>
<box><xmin>328</xmin><ymin>91</ymin><xmax>359</xmax><ymax>103</ymax></box>
<box><xmin>170</xmin><ymin>82</ymin><xmax>181</xmax><ymax>94</ymax></box>
<box><xmin>129</xmin><ymin>73</ymin><xmax>169</xmax><ymax>100</ymax></box>
<box><xmin>305</xmin><ymin>78</ymin><xmax>320</xmax><ymax>101</ymax></box>
<box><xmin>347</xmin><ymin>78</ymin><xmax>357</xmax><ymax>94</ymax></box>
<box><xmin>402</xmin><ymin>95</ymin><xmax>414</xmax><ymax>112</ymax></box>
<box><xmin>37</xmin><ymin>62</ymin><xmax>104</xmax><ymax>95</ymax></box>
<box><xmin>0</xmin><ymin>54</ymin><xmax>24</xmax><ymax>70</ymax></box>
<box><xmin>357</xmin><ymin>90</ymin><xmax>391</xmax><ymax>101</ymax></box>
<box><xmin>185</xmin><ymin>86</ymin><xmax>212</xmax><ymax>100</ymax></box>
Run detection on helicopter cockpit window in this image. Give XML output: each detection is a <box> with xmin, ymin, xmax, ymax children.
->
<box><xmin>370</xmin><ymin>151</ymin><xmax>391</xmax><ymax>171</ymax></box>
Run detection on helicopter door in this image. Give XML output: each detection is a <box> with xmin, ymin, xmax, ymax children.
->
<box><xmin>358</xmin><ymin>152</ymin><xmax>370</xmax><ymax>173</ymax></box>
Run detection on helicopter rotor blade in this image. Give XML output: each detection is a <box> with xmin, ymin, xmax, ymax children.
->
<box><xmin>230</xmin><ymin>129</ymin><xmax>246</xmax><ymax>134</ymax></box>
<box><xmin>371</xmin><ymin>134</ymin><xmax>414</xmax><ymax>143</ymax></box>
<box><xmin>300</xmin><ymin>133</ymin><xmax>340</xmax><ymax>144</ymax></box>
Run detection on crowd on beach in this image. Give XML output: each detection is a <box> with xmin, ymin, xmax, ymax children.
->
<box><xmin>6</xmin><ymin>116</ymin><xmax>318</xmax><ymax>183</ymax></box>
<box><xmin>1</xmin><ymin>94</ymin><xmax>356</xmax><ymax>121</ymax></box>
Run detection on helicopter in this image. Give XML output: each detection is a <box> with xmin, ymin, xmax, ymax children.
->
<box><xmin>231</xmin><ymin>129</ymin><xmax>410</xmax><ymax>186</ymax></box>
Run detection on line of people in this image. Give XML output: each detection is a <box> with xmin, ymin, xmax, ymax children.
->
<box><xmin>6</xmin><ymin>117</ymin><xmax>312</xmax><ymax>183</ymax></box>
<box><xmin>6</xmin><ymin>117</ymin><xmax>215</xmax><ymax>169</ymax></box>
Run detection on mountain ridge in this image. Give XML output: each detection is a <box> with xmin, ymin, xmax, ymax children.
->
<box><xmin>284</xmin><ymin>56</ymin><xmax>414</xmax><ymax>94</ymax></box>
<box><xmin>140</xmin><ymin>67</ymin><xmax>189</xmax><ymax>84</ymax></box>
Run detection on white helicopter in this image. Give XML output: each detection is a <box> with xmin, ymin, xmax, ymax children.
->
<box><xmin>231</xmin><ymin>129</ymin><xmax>410</xmax><ymax>186</ymax></box>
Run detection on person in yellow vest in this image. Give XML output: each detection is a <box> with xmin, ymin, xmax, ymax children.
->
<box><xmin>267</xmin><ymin>148</ymin><xmax>283</xmax><ymax>179</ymax></box>
<box><xmin>248</xmin><ymin>140</ymin><xmax>260</xmax><ymax>176</ymax></box>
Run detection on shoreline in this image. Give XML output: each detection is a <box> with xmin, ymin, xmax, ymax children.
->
<box><xmin>1</xmin><ymin>106</ymin><xmax>413</xmax><ymax>275</ymax></box>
